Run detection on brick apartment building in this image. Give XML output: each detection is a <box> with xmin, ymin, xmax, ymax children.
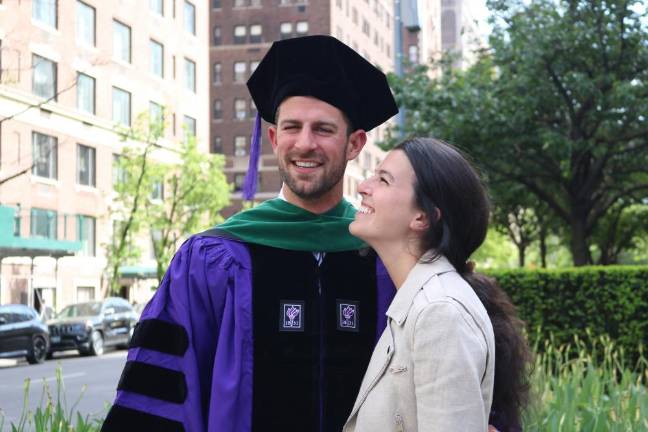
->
<box><xmin>0</xmin><ymin>0</ymin><xmax>209</xmax><ymax>310</ymax></box>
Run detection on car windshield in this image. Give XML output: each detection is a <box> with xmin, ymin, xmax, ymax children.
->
<box><xmin>57</xmin><ymin>302</ymin><xmax>101</xmax><ymax>318</ymax></box>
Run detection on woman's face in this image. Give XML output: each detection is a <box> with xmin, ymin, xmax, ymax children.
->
<box><xmin>350</xmin><ymin>150</ymin><xmax>424</xmax><ymax>249</ymax></box>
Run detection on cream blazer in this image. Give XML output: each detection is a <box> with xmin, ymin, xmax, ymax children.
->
<box><xmin>343</xmin><ymin>256</ymin><xmax>495</xmax><ymax>432</ymax></box>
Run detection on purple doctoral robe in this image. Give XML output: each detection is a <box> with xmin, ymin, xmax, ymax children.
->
<box><xmin>107</xmin><ymin>234</ymin><xmax>395</xmax><ymax>431</ymax></box>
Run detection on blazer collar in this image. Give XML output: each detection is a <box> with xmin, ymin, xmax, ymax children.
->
<box><xmin>386</xmin><ymin>254</ymin><xmax>456</xmax><ymax>326</ymax></box>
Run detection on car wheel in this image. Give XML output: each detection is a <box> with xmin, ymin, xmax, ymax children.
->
<box><xmin>26</xmin><ymin>335</ymin><xmax>47</xmax><ymax>364</ymax></box>
<box><xmin>89</xmin><ymin>330</ymin><xmax>104</xmax><ymax>356</ymax></box>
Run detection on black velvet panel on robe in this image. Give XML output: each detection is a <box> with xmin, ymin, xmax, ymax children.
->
<box><xmin>248</xmin><ymin>244</ymin><xmax>377</xmax><ymax>432</ymax></box>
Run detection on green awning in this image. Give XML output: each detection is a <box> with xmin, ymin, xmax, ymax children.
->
<box><xmin>118</xmin><ymin>265</ymin><xmax>158</xmax><ymax>279</ymax></box>
<box><xmin>0</xmin><ymin>206</ymin><xmax>82</xmax><ymax>259</ymax></box>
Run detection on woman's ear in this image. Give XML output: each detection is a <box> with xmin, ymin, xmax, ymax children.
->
<box><xmin>411</xmin><ymin>207</ymin><xmax>440</xmax><ymax>232</ymax></box>
<box><xmin>410</xmin><ymin>211</ymin><xmax>430</xmax><ymax>232</ymax></box>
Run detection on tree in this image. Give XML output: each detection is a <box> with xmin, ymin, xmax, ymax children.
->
<box><xmin>385</xmin><ymin>0</ymin><xmax>648</xmax><ymax>265</ymax></box>
<box><xmin>104</xmin><ymin>112</ymin><xmax>163</xmax><ymax>296</ymax></box>
<box><xmin>145</xmin><ymin>134</ymin><xmax>230</xmax><ymax>282</ymax></box>
<box><xmin>104</xmin><ymin>112</ymin><xmax>231</xmax><ymax>293</ymax></box>
<box><xmin>591</xmin><ymin>202</ymin><xmax>648</xmax><ymax>264</ymax></box>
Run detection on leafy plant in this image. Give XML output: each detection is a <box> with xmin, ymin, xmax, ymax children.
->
<box><xmin>0</xmin><ymin>367</ymin><xmax>104</xmax><ymax>432</ymax></box>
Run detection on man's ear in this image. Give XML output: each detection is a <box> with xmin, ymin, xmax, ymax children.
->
<box><xmin>346</xmin><ymin>130</ymin><xmax>367</xmax><ymax>161</ymax></box>
<box><xmin>268</xmin><ymin>125</ymin><xmax>278</xmax><ymax>153</ymax></box>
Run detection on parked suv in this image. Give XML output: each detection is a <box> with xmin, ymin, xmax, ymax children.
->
<box><xmin>0</xmin><ymin>304</ymin><xmax>50</xmax><ymax>364</ymax></box>
<box><xmin>47</xmin><ymin>297</ymin><xmax>137</xmax><ymax>357</ymax></box>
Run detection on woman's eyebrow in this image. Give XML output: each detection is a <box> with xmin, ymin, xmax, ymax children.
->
<box><xmin>376</xmin><ymin>169</ymin><xmax>395</xmax><ymax>181</ymax></box>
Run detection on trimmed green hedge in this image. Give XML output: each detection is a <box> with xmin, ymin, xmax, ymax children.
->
<box><xmin>488</xmin><ymin>266</ymin><xmax>648</xmax><ymax>362</ymax></box>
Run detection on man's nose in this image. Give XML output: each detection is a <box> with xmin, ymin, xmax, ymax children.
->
<box><xmin>294</xmin><ymin>128</ymin><xmax>317</xmax><ymax>151</ymax></box>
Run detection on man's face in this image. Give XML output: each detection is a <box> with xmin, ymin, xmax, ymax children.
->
<box><xmin>269</xmin><ymin>96</ymin><xmax>366</xmax><ymax>202</ymax></box>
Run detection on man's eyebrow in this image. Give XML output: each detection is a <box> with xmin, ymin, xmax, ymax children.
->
<box><xmin>278</xmin><ymin>118</ymin><xmax>301</xmax><ymax>126</ymax></box>
<box><xmin>313</xmin><ymin>120</ymin><xmax>339</xmax><ymax>129</ymax></box>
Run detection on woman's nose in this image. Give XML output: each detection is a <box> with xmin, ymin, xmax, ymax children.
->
<box><xmin>358</xmin><ymin>178</ymin><xmax>371</xmax><ymax>196</ymax></box>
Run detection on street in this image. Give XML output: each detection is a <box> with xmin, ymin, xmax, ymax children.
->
<box><xmin>0</xmin><ymin>349</ymin><xmax>127</xmax><ymax>430</ymax></box>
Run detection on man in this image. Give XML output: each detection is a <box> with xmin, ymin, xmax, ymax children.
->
<box><xmin>101</xmin><ymin>35</ymin><xmax>398</xmax><ymax>432</ymax></box>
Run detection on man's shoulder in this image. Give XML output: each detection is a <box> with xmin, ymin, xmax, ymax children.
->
<box><xmin>179</xmin><ymin>229</ymin><xmax>252</xmax><ymax>270</ymax></box>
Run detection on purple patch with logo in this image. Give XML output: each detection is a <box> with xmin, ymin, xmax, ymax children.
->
<box><xmin>337</xmin><ymin>300</ymin><xmax>359</xmax><ymax>332</ymax></box>
<box><xmin>279</xmin><ymin>301</ymin><xmax>304</xmax><ymax>332</ymax></box>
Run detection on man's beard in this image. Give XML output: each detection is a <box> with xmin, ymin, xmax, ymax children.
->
<box><xmin>278</xmin><ymin>153</ymin><xmax>347</xmax><ymax>201</ymax></box>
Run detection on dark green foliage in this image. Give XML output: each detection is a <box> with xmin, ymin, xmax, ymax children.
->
<box><xmin>489</xmin><ymin>266</ymin><xmax>648</xmax><ymax>362</ymax></box>
<box><xmin>386</xmin><ymin>0</ymin><xmax>648</xmax><ymax>266</ymax></box>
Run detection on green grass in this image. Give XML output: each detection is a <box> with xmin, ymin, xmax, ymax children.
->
<box><xmin>0</xmin><ymin>367</ymin><xmax>104</xmax><ymax>432</ymax></box>
<box><xmin>523</xmin><ymin>331</ymin><xmax>648</xmax><ymax>431</ymax></box>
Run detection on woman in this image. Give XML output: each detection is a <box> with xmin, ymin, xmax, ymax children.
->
<box><xmin>344</xmin><ymin>138</ymin><xmax>530</xmax><ymax>432</ymax></box>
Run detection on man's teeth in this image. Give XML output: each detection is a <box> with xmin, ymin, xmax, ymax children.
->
<box><xmin>294</xmin><ymin>161</ymin><xmax>319</xmax><ymax>168</ymax></box>
<box><xmin>359</xmin><ymin>206</ymin><xmax>374</xmax><ymax>214</ymax></box>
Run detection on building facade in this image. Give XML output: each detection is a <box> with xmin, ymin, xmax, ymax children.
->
<box><xmin>0</xmin><ymin>0</ymin><xmax>209</xmax><ymax>311</ymax></box>
<box><xmin>419</xmin><ymin>0</ymin><xmax>483</xmax><ymax>70</ymax></box>
<box><xmin>210</xmin><ymin>0</ymin><xmax>416</xmax><ymax>215</ymax></box>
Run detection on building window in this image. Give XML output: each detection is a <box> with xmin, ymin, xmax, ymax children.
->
<box><xmin>212</xmin><ymin>0</ymin><xmax>222</xmax><ymax>9</ymax></box>
<box><xmin>77</xmin><ymin>215</ymin><xmax>96</xmax><ymax>256</ymax></box>
<box><xmin>31</xmin><ymin>208</ymin><xmax>57</xmax><ymax>239</ymax></box>
<box><xmin>213</xmin><ymin>26</ymin><xmax>222</xmax><ymax>45</ymax></box>
<box><xmin>249</xmin><ymin>24</ymin><xmax>262</xmax><ymax>43</ymax></box>
<box><xmin>211</xmin><ymin>136</ymin><xmax>222</xmax><ymax>153</ymax></box>
<box><xmin>77</xmin><ymin>286</ymin><xmax>95</xmax><ymax>302</ymax></box>
<box><xmin>233</xmin><ymin>61</ymin><xmax>247</xmax><ymax>82</ymax></box>
<box><xmin>33</xmin><ymin>0</ymin><xmax>57</xmax><ymax>29</ymax></box>
<box><xmin>150</xmin><ymin>39</ymin><xmax>164</xmax><ymax>77</ymax></box>
<box><xmin>184</xmin><ymin>58</ymin><xmax>196</xmax><ymax>92</ymax></box>
<box><xmin>77</xmin><ymin>144</ymin><xmax>96</xmax><ymax>187</ymax></box>
<box><xmin>213</xmin><ymin>99</ymin><xmax>223</xmax><ymax>120</ymax></box>
<box><xmin>234</xmin><ymin>173</ymin><xmax>245</xmax><ymax>191</ymax></box>
<box><xmin>151</xmin><ymin>180</ymin><xmax>164</xmax><ymax>200</ymax></box>
<box><xmin>32</xmin><ymin>55</ymin><xmax>57</xmax><ymax>100</ymax></box>
<box><xmin>184</xmin><ymin>1</ymin><xmax>196</xmax><ymax>35</ymax></box>
<box><xmin>150</xmin><ymin>0</ymin><xmax>164</xmax><ymax>15</ymax></box>
<box><xmin>250</xmin><ymin>60</ymin><xmax>260</xmax><ymax>74</ymax></box>
<box><xmin>234</xmin><ymin>98</ymin><xmax>247</xmax><ymax>120</ymax></box>
<box><xmin>149</xmin><ymin>101</ymin><xmax>164</xmax><ymax>127</ymax></box>
<box><xmin>442</xmin><ymin>10</ymin><xmax>457</xmax><ymax>46</ymax></box>
<box><xmin>112</xmin><ymin>154</ymin><xmax>126</xmax><ymax>187</ymax></box>
<box><xmin>76</xmin><ymin>72</ymin><xmax>95</xmax><ymax>114</ymax></box>
<box><xmin>112</xmin><ymin>87</ymin><xmax>131</xmax><ymax>126</ymax></box>
<box><xmin>234</xmin><ymin>25</ymin><xmax>247</xmax><ymax>44</ymax></box>
<box><xmin>362</xmin><ymin>19</ymin><xmax>370</xmax><ymax>36</ymax></box>
<box><xmin>249</xmin><ymin>99</ymin><xmax>257</xmax><ymax>117</ymax></box>
<box><xmin>234</xmin><ymin>136</ymin><xmax>247</xmax><ymax>156</ymax></box>
<box><xmin>32</xmin><ymin>132</ymin><xmax>57</xmax><ymax>179</ymax></box>
<box><xmin>352</xmin><ymin>7</ymin><xmax>358</xmax><ymax>24</ymax></box>
<box><xmin>212</xmin><ymin>62</ymin><xmax>222</xmax><ymax>84</ymax></box>
<box><xmin>113</xmin><ymin>20</ymin><xmax>131</xmax><ymax>63</ymax></box>
<box><xmin>296</xmin><ymin>21</ymin><xmax>308</xmax><ymax>35</ymax></box>
<box><xmin>280</xmin><ymin>22</ymin><xmax>292</xmax><ymax>40</ymax></box>
<box><xmin>408</xmin><ymin>44</ymin><xmax>419</xmax><ymax>64</ymax></box>
<box><xmin>76</xmin><ymin>1</ymin><xmax>95</xmax><ymax>46</ymax></box>
<box><xmin>183</xmin><ymin>115</ymin><xmax>196</xmax><ymax>142</ymax></box>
